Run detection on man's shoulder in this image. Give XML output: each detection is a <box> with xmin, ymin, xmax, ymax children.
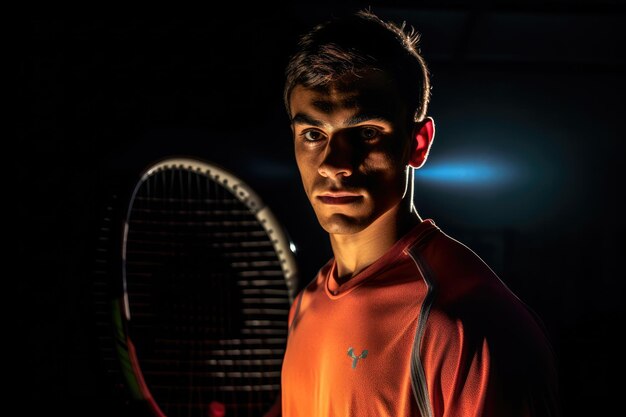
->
<box><xmin>409</xmin><ymin>228</ymin><xmax>546</xmax><ymax>333</ymax></box>
<box><xmin>407</xmin><ymin>227</ymin><xmax>499</xmax><ymax>293</ymax></box>
<box><xmin>411</xmin><ymin>228</ymin><xmax>556</xmax><ymax>359</ymax></box>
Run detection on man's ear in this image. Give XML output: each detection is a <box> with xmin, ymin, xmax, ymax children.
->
<box><xmin>408</xmin><ymin>116</ymin><xmax>435</xmax><ymax>169</ymax></box>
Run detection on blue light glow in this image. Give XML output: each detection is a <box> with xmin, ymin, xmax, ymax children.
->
<box><xmin>414</xmin><ymin>159</ymin><xmax>519</xmax><ymax>186</ymax></box>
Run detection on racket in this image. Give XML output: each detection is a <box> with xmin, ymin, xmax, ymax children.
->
<box><xmin>113</xmin><ymin>156</ymin><xmax>298</xmax><ymax>417</ymax></box>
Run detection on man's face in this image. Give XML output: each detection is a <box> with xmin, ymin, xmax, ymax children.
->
<box><xmin>289</xmin><ymin>72</ymin><xmax>412</xmax><ymax>235</ymax></box>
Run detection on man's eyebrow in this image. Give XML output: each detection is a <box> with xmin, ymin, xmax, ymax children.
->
<box><xmin>344</xmin><ymin>112</ymin><xmax>392</xmax><ymax>126</ymax></box>
<box><xmin>291</xmin><ymin>112</ymin><xmax>393</xmax><ymax>127</ymax></box>
<box><xmin>291</xmin><ymin>113</ymin><xmax>324</xmax><ymax>127</ymax></box>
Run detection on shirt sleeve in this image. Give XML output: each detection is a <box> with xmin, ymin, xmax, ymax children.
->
<box><xmin>287</xmin><ymin>290</ymin><xmax>304</xmax><ymax>333</ymax></box>
<box><xmin>268</xmin><ymin>290</ymin><xmax>305</xmax><ymax>417</ymax></box>
<box><xmin>418</xmin><ymin>309</ymin><xmax>560</xmax><ymax>417</ymax></box>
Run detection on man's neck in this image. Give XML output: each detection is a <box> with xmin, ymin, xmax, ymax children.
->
<box><xmin>329</xmin><ymin>203</ymin><xmax>422</xmax><ymax>284</ymax></box>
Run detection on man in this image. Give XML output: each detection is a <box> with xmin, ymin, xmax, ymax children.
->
<box><xmin>274</xmin><ymin>9</ymin><xmax>560</xmax><ymax>417</ymax></box>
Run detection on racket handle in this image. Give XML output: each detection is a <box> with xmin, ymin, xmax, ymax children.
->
<box><xmin>208</xmin><ymin>400</ymin><xmax>226</xmax><ymax>417</ymax></box>
<box><xmin>262</xmin><ymin>392</ymin><xmax>282</xmax><ymax>417</ymax></box>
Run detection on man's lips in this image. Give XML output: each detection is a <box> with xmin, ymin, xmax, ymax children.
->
<box><xmin>316</xmin><ymin>192</ymin><xmax>363</xmax><ymax>205</ymax></box>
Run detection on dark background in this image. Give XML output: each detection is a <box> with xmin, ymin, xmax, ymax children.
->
<box><xmin>18</xmin><ymin>1</ymin><xmax>625</xmax><ymax>416</ymax></box>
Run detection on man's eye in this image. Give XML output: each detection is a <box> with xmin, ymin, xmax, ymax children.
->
<box><xmin>303</xmin><ymin>130</ymin><xmax>325</xmax><ymax>141</ymax></box>
<box><xmin>360</xmin><ymin>127</ymin><xmax>380</xmax><ymax>140</ymax></box>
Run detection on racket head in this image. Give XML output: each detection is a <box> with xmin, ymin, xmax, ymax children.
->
<box><xmin>115</xmin><ymin>156</ymin><xmax>298</xmax><ymax>416</ymax></box>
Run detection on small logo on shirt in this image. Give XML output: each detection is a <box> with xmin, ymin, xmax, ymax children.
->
<box><xmin>347</xmin><ymin>347</ymin><xmax>368</xmax><ymax>369</ymax></box>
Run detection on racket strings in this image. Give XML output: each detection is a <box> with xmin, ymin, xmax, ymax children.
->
<box><xmin>124</xmin><ymin>165</ymin><xmax>289</xmax><ymax>417</ymax></box>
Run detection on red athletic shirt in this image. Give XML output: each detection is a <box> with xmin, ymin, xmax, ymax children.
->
<box><xmin>280</xmin><ymin>219</ymin><xmax>559</xmax><ymax>417</ymax></box>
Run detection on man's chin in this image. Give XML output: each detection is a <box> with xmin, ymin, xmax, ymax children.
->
<box><xmin>318</xmin><ymin>213</ymin><xmax>368</xmax><ymax>235</ymax></box>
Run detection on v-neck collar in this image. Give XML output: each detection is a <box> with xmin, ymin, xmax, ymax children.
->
<box><xmin>324</xmin><ymin>219</ymin><xmax>438</xmax><ymax>299</ymax></box>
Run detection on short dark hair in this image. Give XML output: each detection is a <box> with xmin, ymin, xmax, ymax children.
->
<box><xmin>284</xmin><ymin>9</ymin><xmax>431</xmax><ymax>123</ymax></box>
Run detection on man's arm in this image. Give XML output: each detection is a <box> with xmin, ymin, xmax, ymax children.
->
<box><xmin>263</xmin><ymin>290</ymin><xmax>304</xmax><ymax>417</ymax></box>
<box><xmin>418</xmin><ymin>308</ymin><xmax>560</xmax><ymax>417</ymax></box>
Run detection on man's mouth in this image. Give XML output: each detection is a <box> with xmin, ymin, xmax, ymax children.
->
<box><xmin>317</xmin><ymin>192</ymin><xmax>363</xmax><ymax>205</ymax></box>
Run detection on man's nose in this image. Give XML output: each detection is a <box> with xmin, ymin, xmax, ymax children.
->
<box><xmin>318</xmin><ymin>134</ymin><xmax>354</xmax><ymax>178</ymax></box>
